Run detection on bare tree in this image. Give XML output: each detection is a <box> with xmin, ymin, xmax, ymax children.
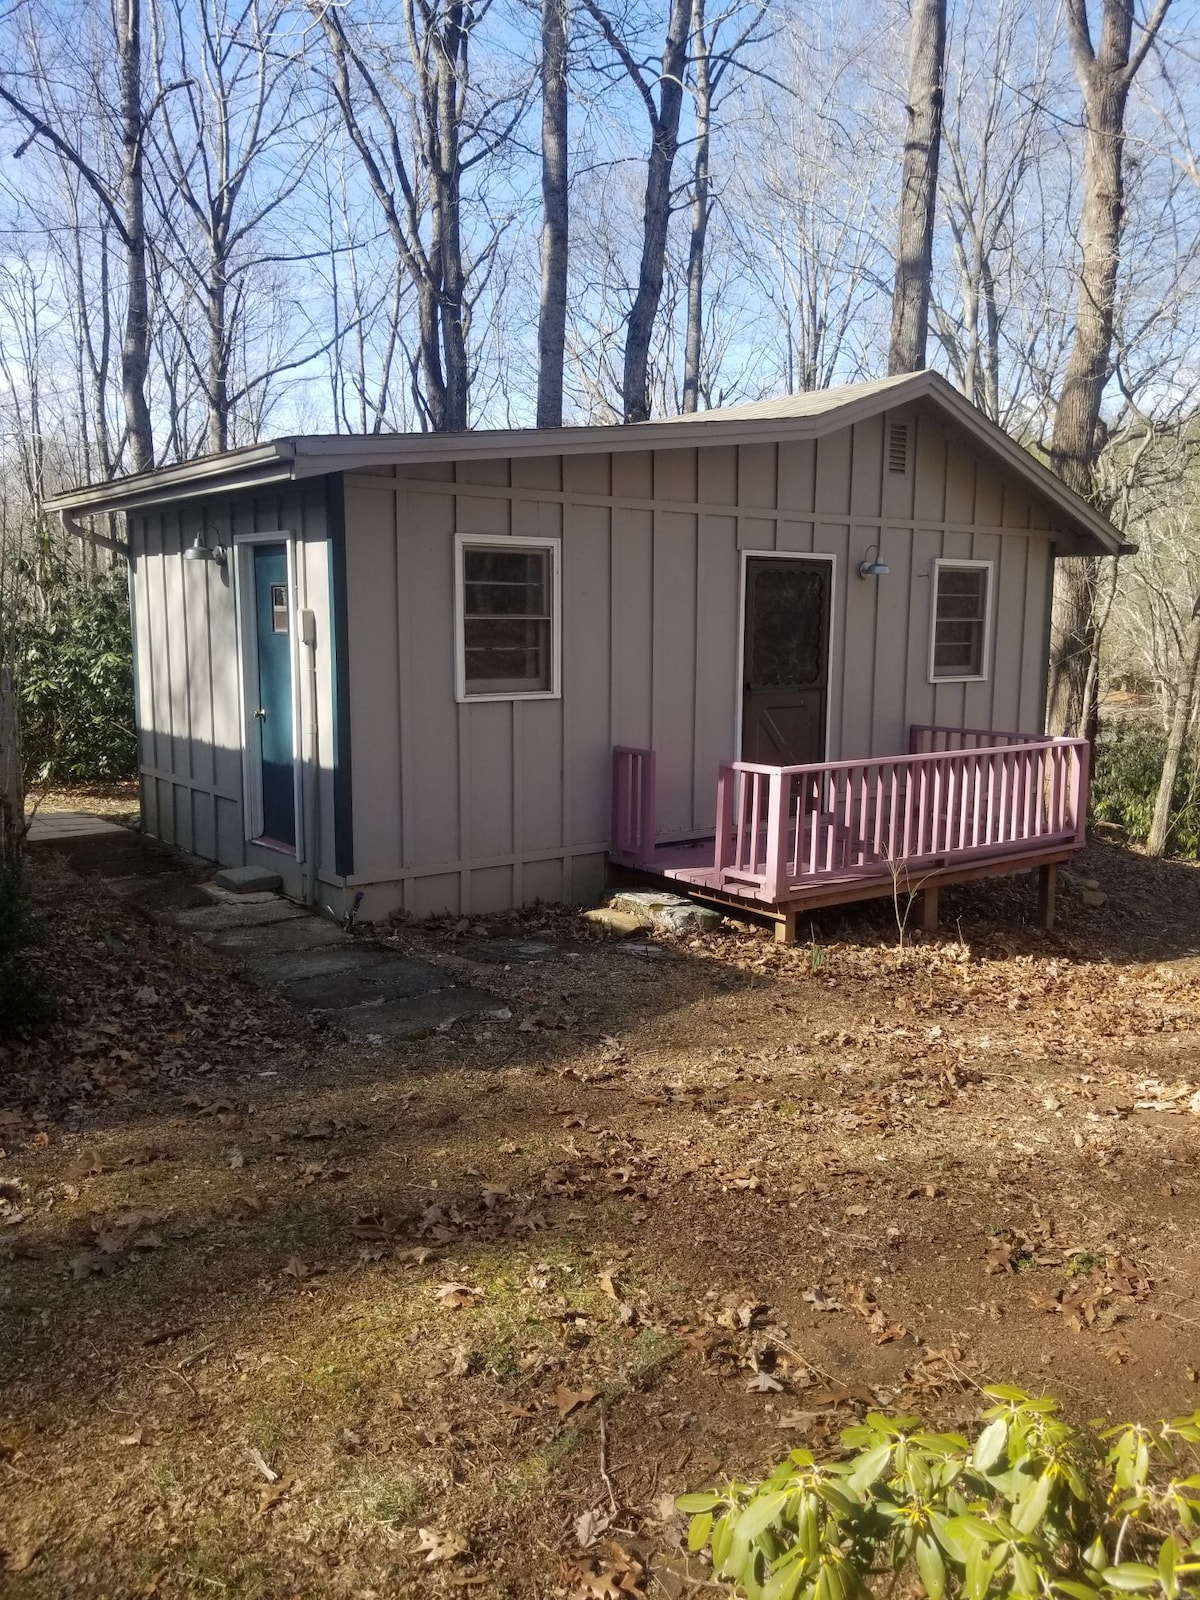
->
<box><xmin>537</xmin><ymin>0</ymin><xmax>569</xmax><ymax>426</ymax></box>
<box><xmin>680</xmin><ymin>0</ymin><xmax>769</xmax><ymax>412</ymax></box>
<box><xmin>582</xmin><ymin>0</ymin><xmax>693</xmax><ymax>422</ymax></box>
<box><xmin>310</xmin><ymin>0</ymin><xmax>528</xmax><ymax>432</ymax></box>
<box><xmin>1046</xmin><ymin>0</ymin><xmax>1173</xmax><ymax>738</ymax></box>
<box><xmin>1148</xmin><ymin>591</ymin><xmax>1200</xmax><ymax>854</ymax></box>
<box><xmin>0</xmin><ymin>0</ymin><xmax>157</xmax><ymax>472</ymax></box>
<box><xmin>932</xmin><ymin>0</ymin><xmax>1065</xmax><ymax>421</ymax></box>
<box><xmin>887</xmin><ymin>0</ymin><xmax>946</xmax><ymax>375</ymax></box>
<box><xmin>148</xmin><ymin>0</ymin><xmax>313</xmax><ymax>453</ymax></box>
<box><xmin>681</xmin><ymin>0</ymin><xmax>712</xmax><ymax>413</ymax></box>
<box><xmin>730</xmin><ymin>9</ymin><xmax>894</xmax><ymax>394</ymax></box>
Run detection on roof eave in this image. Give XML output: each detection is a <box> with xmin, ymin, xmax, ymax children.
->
<box><xmin>45</xmin><ymin>441</ymin><xmax>296</xmax><ymax>516</ymax></box>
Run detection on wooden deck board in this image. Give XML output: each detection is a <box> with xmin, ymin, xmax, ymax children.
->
<box><xmin>612</xmin><ymin>839</ymin><xmax>1078</xmax><ymax>935</ymax></box>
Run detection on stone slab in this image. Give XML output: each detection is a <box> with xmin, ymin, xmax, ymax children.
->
<box><xmin>202</xmin><ymin>885</ymin><xmax>283</xmax><ymax>907</ymax></box>
<box><xmin>459</xmin><ymin>936</ymin><xmax>584</xmax><ymax>965</ymax></box>
<box><xmin>331</xmin><ymin>986</ymin><xmax>500</xmax><ymax>1041</ymax></box>
<box><xmin>275</xmin><ymin>956</ymin><xmax>453</xmax><ymax>1011</ymax></box>
<box><xmin>105</xmin><ymin>875</ymin><xmax>215</xmax><ymax>914</ymax></box>
<box><xmin>35</xmin><ymin>835</ymin><xmax>179</xmax><ymax>878</ymax></box>
<box><xmin>582</xmin><ymin>907</ymin><xmax>647</xmax><ymax>936</ymax></box>
<box><xmin>609</xmin><ymin>890</ymin><xmax>723</xmax><ymax>933</ymax></box>
<box><xmin>214</xmin><ymin>865</ymin><xmax>283</xmax><ymax>894</ymax></box>
<box><xmin>246</xmin><ymin>945</ymin><xmax>402</xmax><ymax>986</ymax></box>
<box><xmin>25</xmin><ymin>811</ymin><xmax>128</xmax><ymax>843</ymax></box>
<box><xmin>168</xmin><ymin>899</ymin><xmax>310</xmax><ymax>935</ymax></box>
<box><xmin>203</xmin><ymin>918</ymin><xmax>351</xmax><ymax>957</ymax></box>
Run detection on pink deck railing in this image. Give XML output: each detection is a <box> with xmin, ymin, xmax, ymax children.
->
<box><xmin>910</xmin><ymin>723</ymin><xmax>1049</xmax><ymax>753</ymax></box>
<box><xmin>611</xmin><ymin>745</ymin><xmax>657</xmax><ymax>865</ymax></box>
<box><xmin>612</xmin><ymin>727</ymin><xmax>1089</xmax><ymax>905</ymax></box>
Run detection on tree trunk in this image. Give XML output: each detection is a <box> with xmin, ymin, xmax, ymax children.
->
<box><xmin>118</xmin><ymin>0</ymin><xmax>155</xmax><ymax>473</ymax></box>
<box><xmin>1147</xmin><ymin>602</ymin><xmax>1200</xmax><ymax>857</ymax></box>
<box><xmin>887</xmin><ymin>0</ymin><xmax>946</xmax><ymax>376</ymax></box>
<box><xmin>1046</xmin><ymin>0</ymin><xmax>1173</xmax><ymax>735</ymax></box>
<box><xmin>0</xmin><ymin>663</ymin><xmax>23</xmax><ymax>867</ymax></box>
<box><xmin>433</xmin><ymin>2</ymin><xmax>470</xmax><ymax>432</ymax></box>
<box><xmin>622</xmin><ymin>0</ymin><xmax>691</xmax><ymax>423</ymax></box>
<box><xmin>682</xmin><ymin>0</ymin><xmax>711</xmax><ymax>415</ymax></box>
<box><xmin>537</xmin><ymin>0</ymin><xmax>569</xmax><ymax>428</ymax></box>
<box><xmin>207</xmin><ymin>265</ymin><xmax>230</xmax><ymax>454</ymax></box>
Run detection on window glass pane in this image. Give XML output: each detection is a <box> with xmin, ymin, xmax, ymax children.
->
<box><xmin>933</xmin><ymin>566</ymin><xmax>987</xmax><ymax>678</ymax></box>
<box><xmin>463</xmin><ymin>549</ymin><xmax>547</xmax><ymax>616</ymax></box>
<box><xmin>461</xmin><ymin>544</ymin><xmax>553</xmax><ymax>695</ymax></box>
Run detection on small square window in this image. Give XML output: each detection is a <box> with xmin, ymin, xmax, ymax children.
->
<box><xmin>458</xmin><ymin>540</ymin><xmax>559</xmax><ymax>699</ymax></box>
<box><xmin>931</xmin><ymin>562</ymin><xmax>990</xmax><ymax>680</ymax></box>
<box><xmin>271</xmin><ymin>584</ymin><xmax>289</xmax><ymax>634</ymax></box>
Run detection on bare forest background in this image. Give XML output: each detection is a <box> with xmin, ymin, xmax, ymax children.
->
<box><xmin>2</xmin><ymin>0</ymin><xmax>1200</xmax><ymax>858</ymax></box>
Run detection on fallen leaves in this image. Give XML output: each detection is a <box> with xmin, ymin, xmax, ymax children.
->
<box><xmin>437</xmin><ymin>1282</ymin><xmax>483</xmax><ymax>1309</ymax></box>
<box><xmin>416</xmin><ymin>1527</ymin><xmax>469</xmax><ymax>1564</ymax></box>
<box><xmin>553</xmin><ymin>1384</ymin><xmax>598</xmax><ymax>1418</ymax></box>
<box><xmin>257</xmin><ymin>1472</ymin><xmax>296</xmax><ymax>1514</ymax></box>
<box><xmin>561</xmin><ymin>1541</ymin><xmax>645</xmax><ymax>1599</ymax></box>
<box><xmin>574</xmin><ymin>1507</ymin><xmax>612</xmax><ymax>1548</ymax></box>
<box><xmin>67</xmin><ymin>1209</ymin><xmax>168</xmax><ymax>1280</ymax></box>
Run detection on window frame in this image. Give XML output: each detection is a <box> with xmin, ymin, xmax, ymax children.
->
<box><xmin>928</xmin><ymin>557</ymin><xmax>994</xmax><ymax>684</ymax></box>
<box><xmin>454</xmin><ymin>533</ymin><xmax>562</xmax><ymax>703</ymax></box>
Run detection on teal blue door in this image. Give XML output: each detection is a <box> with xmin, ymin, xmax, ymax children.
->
<box><xmin>251</xmin><ymin>543</ymin><xmax>296</xmax><ymax>848</ymax></box>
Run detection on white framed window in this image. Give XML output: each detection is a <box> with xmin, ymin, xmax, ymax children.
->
<box><xmin>929</xmin><ymin>558</ymin><xmax>993</xmax><ymax>682</ymax></box>
<box><xmin>454</xmin><ymin>534</ymin><xmax>561</xmax><ymax>701</ymax></box>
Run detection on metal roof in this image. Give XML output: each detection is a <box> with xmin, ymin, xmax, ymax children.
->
<box><xmin>46</xmin><ymin>370</ymin><xmax>1125</xmax><ymax>556</ymax></box>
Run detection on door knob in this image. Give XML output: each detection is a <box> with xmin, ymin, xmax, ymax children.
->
<box><xmin>252</xmin><ymin>708</ymin><xmax>267</xmax><ymax>720</ymax></box>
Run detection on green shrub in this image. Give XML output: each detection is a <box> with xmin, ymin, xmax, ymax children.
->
<box><xmin>0</xmin><ymin>857</ymin><xmax>54</xmax><ymax>1038</ymax></box>
<box><xmin>1092</xmin><ymin>722</ymin><xmax>1200</xmax><ymax>857</ymax></box>
<box><xmin>18</xmin><ymin>562</ymin><xmax>136</xmax><ymax>783</ymax></box>
<box><xmin>678</xmin><ymin>1387</ymin><xmax>1200</xmax><ymax>1599</ymax></box>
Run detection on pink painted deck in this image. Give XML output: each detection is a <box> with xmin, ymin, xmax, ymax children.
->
<box><xmin>611</xmin><ymin>727</ymin><xmax>1088</xmax><ymax>926</ymax></box>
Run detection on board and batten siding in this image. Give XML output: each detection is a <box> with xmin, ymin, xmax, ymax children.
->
<box><xmin>127</xmin><ymin>479</ymin><xmax>339</xmax><ymax>900</ymax></box>
<box><xmin>341</xmin><ymin>400</ymin><xmax>1058</xmax><ymax>919</ymax></box>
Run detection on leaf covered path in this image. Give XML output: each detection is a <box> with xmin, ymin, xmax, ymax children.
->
<box><xmin>1</xmin><ymin>841</ymin><xmax>1199</xmax><ymax>1596</ymax></box>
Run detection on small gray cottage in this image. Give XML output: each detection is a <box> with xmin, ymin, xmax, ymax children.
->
<box><xmin>48</xmin><ymin>371</ymin><xmax>1125</xmax><ymax>936</ymax></box>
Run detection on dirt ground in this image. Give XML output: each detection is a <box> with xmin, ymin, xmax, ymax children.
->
<box><xmin>23</xmin><ymin>780</ymin><xmax>141</xmax><ymax>825</ymax></box>
<box><xmin>2</xmin><ymin>829</ymin><xmax>1199</xmax><ymax>1598</ymax></box>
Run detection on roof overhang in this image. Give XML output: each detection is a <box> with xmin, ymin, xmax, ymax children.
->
<box><xmin>45</xmin><ymin>371</ymin><xmax>1125</xmax><ymax>557</ymax></box>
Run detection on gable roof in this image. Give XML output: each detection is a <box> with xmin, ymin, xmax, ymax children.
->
<box><xmin>46</xmin><ymin>370</ymin><xmax>1125</xmax><ymax>556</ymax></box>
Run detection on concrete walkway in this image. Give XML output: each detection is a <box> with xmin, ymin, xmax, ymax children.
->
<box><xmin>26</xmin><ymin>811</ymin><xmax>501</xmax><ymax>1042</ymax></box>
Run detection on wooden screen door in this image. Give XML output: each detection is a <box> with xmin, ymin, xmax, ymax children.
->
<box><xmin>249</xmin><ymin>542</ymin><xmax>297</xmax><ymax>848</ymax></box>
<box><xmin>741</xmin><ymin>556</ymin><xmax>831</xmax><ymax>766</ymax></box>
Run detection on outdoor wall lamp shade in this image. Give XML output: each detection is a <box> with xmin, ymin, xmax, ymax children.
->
<box><xmin>183</xmin><ymin>529</ymin><xmax>227</xmax><ymax>568</ymax></box>
<box><xmin>857</xmin><ymin>543</ymin><xmax>890</xmax><ymax>579</ymax></box>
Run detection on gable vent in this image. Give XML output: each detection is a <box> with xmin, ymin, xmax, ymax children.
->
<box><xmin>888</xmin><ymin>421</ymin><xmax>909</xmax><ymax>474</ymax></box>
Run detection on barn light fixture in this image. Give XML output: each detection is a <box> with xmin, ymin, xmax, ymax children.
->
<box><xmin>183</xmin><ymin>528</ymin><xmax>227</xmax><ymax>568</ymax></box>
<box><xmin>857</xmin><ymin>543</ymin><xmax>890</xmax><ymax>579</ymax></box>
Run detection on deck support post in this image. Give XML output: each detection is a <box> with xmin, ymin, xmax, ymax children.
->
<box><xmin>921</xmin><ymin>885</ymin><xmax>939</xmax><ymax>933</ymax></box>
<box><xmin>1037</xmin><ymin>862</ymin><xmax>1057</xmax><ymax>930</ymax></box>
<box><xmin>775</xmin><ymin>909</ymin><xmax>798</xmax><ymax>945</ymax></box>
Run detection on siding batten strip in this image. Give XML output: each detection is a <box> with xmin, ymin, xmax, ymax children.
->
<box><xmin>326</xmin><ymin>473</ymin><xmax>356</xmax><ymax>879</ymax></box>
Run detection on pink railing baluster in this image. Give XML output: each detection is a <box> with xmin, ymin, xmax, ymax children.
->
<box><xmin>1071</xmin><ymin>740</ymin><xmax>1089</xmax><ymax>844</ymax></box>
<box><xmin>611</xmin><ymin>746</ymin><xmax>657</xmax><ymax>864</ymax></box>
<box><xmin>764</xmin><ymin>769</ymin><xmax>788</xmax><ymax>899</ymax></box>
<box><xmin>714</xmin><ymin>763</ymin><xmax>735</xmax><ymax>874</ymax></box>
<box><xmin>1049</xmin><ymin>746</ymin><xmax>1064</xmax><ymax>838</ymax></box>
<box><xmin>998</xmin><ymin>751</ymin><xmax>1012</xmax><ymax>844</ymax></box>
